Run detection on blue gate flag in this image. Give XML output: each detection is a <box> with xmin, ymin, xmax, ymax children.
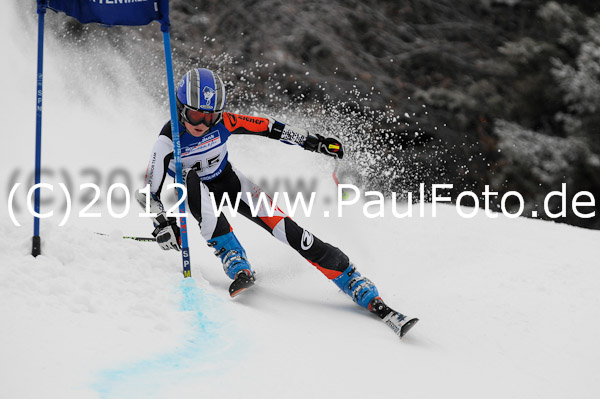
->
<box><xmin>44</xmin><ymin>0</ymin><xmax>170</xmax><ymax>31</ymax></box>
<box><xmin>32</xmin><ymin>0</ymin><xmax>191</xmax><ymax>274</ymax></box>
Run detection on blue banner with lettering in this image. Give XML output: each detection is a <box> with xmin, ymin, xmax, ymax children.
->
<box><xmin>43</xmin><ymin>0</ymin><xmax>170</xmax><ymax>31</ymax></box>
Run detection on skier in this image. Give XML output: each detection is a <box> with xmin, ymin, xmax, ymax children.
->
<box><xmin>135</xmin><ymin>68</ymin><xmax>418</xmax><ymax>338</ymax></box>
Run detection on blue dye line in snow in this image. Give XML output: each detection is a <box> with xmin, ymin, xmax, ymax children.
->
<box><xmin>93</xmin><ymin>278</ymin><xmax>225</xmax><ymax>399</ymax></box>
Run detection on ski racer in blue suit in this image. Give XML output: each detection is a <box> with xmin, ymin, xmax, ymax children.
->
<box><xmin>135</xmin><ymin>68</ymin><xmax>418</xmax><ymax>338</ymax></box>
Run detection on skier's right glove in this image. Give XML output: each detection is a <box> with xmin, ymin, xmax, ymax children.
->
<box><xmin>303</xmin><ymin>134</ymin><xmax>344</xmax><ymax>159</ymax></box>
<box><xmin>152</xmin><ymin>212</ymin><xmax>181</xmax><ymax>251</ymax></box>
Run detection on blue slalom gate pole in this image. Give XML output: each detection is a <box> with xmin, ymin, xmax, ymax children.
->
<box><xmin>32</xmin><ymin>1</ymin><xmax>46</xmax><ymax>257</ymax></box>
<box><xmin>162</xmin><ymin>29</ymin><xmax>192</xmax><ymax>278</ymax></box>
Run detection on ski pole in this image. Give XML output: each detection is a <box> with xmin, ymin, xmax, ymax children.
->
<box><xmin>332</xmin><ymin>157</ymin><xmax>350</xmax><ymax>200</ymax></box>
<box><xmin>94</xmin><ymin>232</ymin><xmax>156</xmax><ymax>242</ymax></box>
<box><xmin>123</xmin><ymin>236</ymin><xmax>157</xmax><ymax>242</ymax></box>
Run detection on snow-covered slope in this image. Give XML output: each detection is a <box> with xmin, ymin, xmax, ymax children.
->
<box><xmin>2</xmin><ymin>206</ymin><xmax>599</xmax><ymax>399</ymax></box>
<box><xmin>1</xmin><ymin>4</ymin><xmax>599</xmax><ymax>399</ymax></box>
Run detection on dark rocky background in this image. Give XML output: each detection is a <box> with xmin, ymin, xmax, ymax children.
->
<box><xmin>35</xmin><ymin>0</ymin><xmax>600</xmax><ymax>229</ymax></box>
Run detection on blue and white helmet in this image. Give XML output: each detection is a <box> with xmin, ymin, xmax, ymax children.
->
<box><xmin>176</xmin><ymin>68</ymin><xmax>226</xmax><ymax>127</ymax></box>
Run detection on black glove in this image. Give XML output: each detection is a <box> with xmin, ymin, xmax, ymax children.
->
<box><xmin>152</xmin><ymin>212</ymin><xmax>181</xmax><ymax>251</ymax></box>
<box><xmin>303</xmin><ymin>134</ymin><xmax>344</xmax><ymax>159</ymax></box>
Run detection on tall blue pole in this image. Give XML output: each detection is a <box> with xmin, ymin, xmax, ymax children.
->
<box><xmin>32</xmin><ymin>1</ymin><xmax>46</xmax><ymax>257</ymax></box>
<box><xmin>162</xmin><ymin>29</ymin><xmax>192</xmax><ymax>278</ymax></box>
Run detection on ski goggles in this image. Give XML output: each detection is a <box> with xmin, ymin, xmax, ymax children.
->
<box><xmin>181</xmin><ymin>106</ymin><xmax>222</xmax><ymax>127</ymax></box>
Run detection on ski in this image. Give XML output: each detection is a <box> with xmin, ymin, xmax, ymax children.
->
<box><xmin>382</xmin><ymin>312</ymin><xmax>419</xmax><ymax>339</ymax></box>
<box><xmin>370</xmin><ymin>297</ymin><xmax>419</xmax><ymax>339</ymax></box>
<box><xmin>229</xmin><ymin>270</ymin><xmax>256</xmax><ymax>297</ymax></box>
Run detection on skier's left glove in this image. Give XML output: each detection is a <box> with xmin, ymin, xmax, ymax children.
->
<box><xmin>152</xmin><ymin>212</ymin><xmax>181</xmax><ymax>251</ymax></box>
<box><xmin>303</xmin><ymin>134</ymin><xmax>344</xmax><ymax>159</ymax></box>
